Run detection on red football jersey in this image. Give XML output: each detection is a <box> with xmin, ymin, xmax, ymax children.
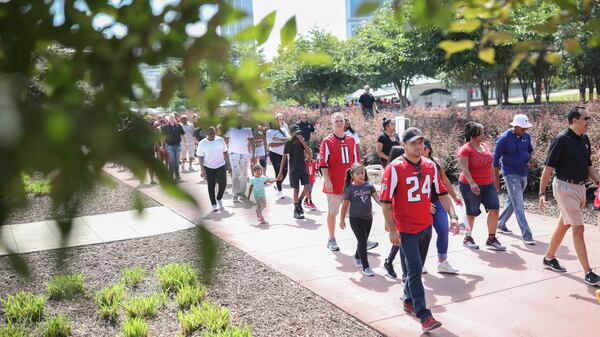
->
<box><xmin>306</xmin><ymin>159</ymin><xmax>318</xmax><ymax>185</ymax></box>
<box><xmin>318</xmin><ymin>134</ymin><xmax>360</xmax><ymax>194</ymax></box>
<box><xmin>380</xmin><ymin>157</ymin><xmax>446</xmax><ymax>234</ymax></box>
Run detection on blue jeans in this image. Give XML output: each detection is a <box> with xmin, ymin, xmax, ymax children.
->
<box><xmin>401</xmin><ymin>226</ymin><xmax>433</xmax><ymax>322</ymax></box>
<box><xmin>165</xmin><ymin>144</ymin><xmax>182</xmax><ymax>179</ymax></box>
<box><xmin>498</xmin><ymin>174</ymin><xmax>533</xmax><ymax>241</ymax></box>
<box><xmin>432</xmin><ymin>199</ymin><xmax>449</xmax><ymax>260</ymax></box>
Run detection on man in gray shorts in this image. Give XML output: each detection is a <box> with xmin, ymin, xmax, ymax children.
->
<box><xmin>538</xmin><ymin>106</ymin><xmax>600</xmax><ymax>286</ymax></box>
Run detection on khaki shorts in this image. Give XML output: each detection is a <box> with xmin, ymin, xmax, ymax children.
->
<box><xmin>326</xmin><ymin>194</ymin><xmax>344</xmax><ymax>215</ymax></box>
<box><xmin>552</xmin><ymin>178</ymin><xmax>586</xmax><ymax>226</ymax></box>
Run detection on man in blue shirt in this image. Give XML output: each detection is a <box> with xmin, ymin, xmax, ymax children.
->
<box><xmin>493</xmin><ymin>114</ymin><xmax>535</xmax><ymax>245</ymax></box>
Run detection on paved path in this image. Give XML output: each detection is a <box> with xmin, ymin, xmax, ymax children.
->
<box><xmin>0</xmin><ymin>206</ymin><xmax>194</xmax><ymax>255</ymax></box>
<box><xmin>103</xmin><ymin>165</ymin><xmax>599</xmax><ymax>337</ymax></box>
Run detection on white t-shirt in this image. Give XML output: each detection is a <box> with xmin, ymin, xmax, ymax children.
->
<box><xmin>196</xmin><ymin>137</ymin><xmax>228</xmax><ymax>169</ymax></box>
<box><xmin>181</xmin><ymin>123</ymin><xmax>195</xmax><ymax>145</ymax></box>
<box><xmin>181</xmin><ymin>122</ymin><xmax>195</xmax><ymax>144</ymax></box>
<box><xmin>225</xmin><ymin>127</ymin><xmax>253</xmax><ymax>155</ymax></box>
<box><xmin>346</xmin><ymin>130</ymin><xmax>360</xmax><ymax>144</ymax></box>
<box><xmin>266</xmin><ymin>128</ymin><xmax>289</xmax><ymax>155</ymax></box>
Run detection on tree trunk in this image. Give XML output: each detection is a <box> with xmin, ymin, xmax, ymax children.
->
<box><xmin>518</xmin><ymin>75</ymin><xmax>528</xmax><ymax>103</ymax></box>
<box><xmin>465</xmin><ymin>87</ymin><xmax>471</xmax><ymax>120</ymax></box>
<box><xmin>479</xmin><ymin>82</ymin><xmax>489</xmax><ymax>106</ymax></box>
<box><xmin>503</xmin><ymin>76</ymin><xmax>511</xmax><ymax>104</ymax></box>
<box><xmin>595</xmin><ymin>75</ymin><xmax>600</xmax><ymax>101</ymax></box>
<box><xmin>392</xmin><ymin>79</ymin><xmax>407</xmax><ymax>108</ymax></box>
<box><xmin>588</xmin><ymin>76</ymin><xmax>595</xmax><ymax>101</ymax></box>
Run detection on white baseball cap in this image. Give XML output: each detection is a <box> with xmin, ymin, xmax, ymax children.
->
<box><xmin>509</xmin><ymin>114</ymin><xmax>532</xmax><ymax>129</ymax></box>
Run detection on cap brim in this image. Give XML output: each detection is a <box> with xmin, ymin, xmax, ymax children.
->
<box><xmin>405</xmin><ymin>135</ymin><xmax>425</xmax><ymax>143</ymax></box>
<box><xmin>510</xmin><ymin>122</ymin><xmax>532</xmax><ymax>128</ymax></box>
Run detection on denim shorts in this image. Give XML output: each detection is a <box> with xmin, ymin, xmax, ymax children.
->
<box><xmin>459</xmin><ymin>182</ymin><xmax>500</xmax><ymax>217</ymax></box>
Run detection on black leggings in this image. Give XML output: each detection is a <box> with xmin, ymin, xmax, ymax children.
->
<box><xmin>399</xmin><ymin>227</ymin><xmax>431</xmax><ymax>278</ymax></box>
<box><xmin>205</xmin><ymin>165</ymin><xmax>226</xmax><ymax>205</ymax></box>
<box><xmin>350</xmin><ymin>217</ymin><xmax>373</xmax><ymax>269</ymax></box>
<box><xmin>269</xmin><ymin>151</ymin><xmax>287</xmax><ymax>191</ymax></box>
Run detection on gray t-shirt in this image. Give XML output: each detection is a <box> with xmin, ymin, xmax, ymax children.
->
<box><xmin>343</xmin><ymin>182</ymin><xmax>375</xmax><ymax>219</ymax></box>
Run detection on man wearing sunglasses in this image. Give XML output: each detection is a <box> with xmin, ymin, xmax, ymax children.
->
<box><xmin>539</xmin><ymin>106</ymin><xmax>600</xmax><ymax>286</ymax></box>
<box><xmin>380</xmin><ymin>127</ymin><xmax>460</xmax><ymax>332</ymax></box>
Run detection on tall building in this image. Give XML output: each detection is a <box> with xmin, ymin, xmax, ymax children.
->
<box><xmin>345</xmin><ymin>0</ymin><xmax>385</xmax><ymax>37</ymax></box>
<box><xmin>221</xmin><ymin>0</ymin><xmax>254</xmax><ymax>37</ymax></box>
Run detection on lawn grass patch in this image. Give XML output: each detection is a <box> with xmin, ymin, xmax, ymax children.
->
<box><xmin>121</xmin><ymin>318</ymin><xmax>148</xmax><ymax>337</ymax></box>
<box><xmin>121</xmin><ymin>266</ymin><xmax>145</xmax><ymax>288</ymax></box>
<box><xmin>95</xmin><ymin>283</ymin><xmax>125</xmax><ymax>321</ymax></box>
<box><xmin>155</xmin><ymin>263</ymin><xmax>197</xmax><ymax>293</ymax></box>
<box><xmin>1</xmin><ymin>291</ymin><xmax>45</xmax><ymax>324</ymax></box>
<box><xmin>47</xmin><ymin>273</ymin><xmax>85</xmax><ymax>300</ymax></box>
<box><xmin>42</xmin><ymin>315</ymin><xmax>71</xmax><ymax>337</ymax></box>
<box><xmin>175</xmin><ymin>284</ymin><xmax>206</xmax><ymax>309</ymax></box>
<box><xmin>0</xmin><ymin>322</ymin><xmax>29</xmax><ymax>337</ymax></box>
<box><xmin>22</xmin><ymin>174</ymin><xmax>51</xmax><ymax>196</ymax></box>
<box><xmin>178</xmin><ymin>302</ymin><xmax>230</xmax><ymax>336</ymax></box>
<box><xmin>123</xmin><ymin>293</ymin><xmax>167</xmax><ymax>319</ymax></box>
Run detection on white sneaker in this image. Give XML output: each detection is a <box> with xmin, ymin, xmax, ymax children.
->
<box><xmin>276</xmin><ymin>190</ymin><xmax>284</xmax><ymax>199</ymax></box>
<box><xmin>216</xmin><ymin>200</ymin><xmax>224</xmax><ymax>210</ymax></box>
<box><xmin>354</xmin><ymin>258</ymin><xmax>362</xmax><ymax>268</ymax></box>
<box><xmin>362</xmin><ymin>267</ymin><xmax>375</xmax><ymax>277</ymax></box>
<box><xmin>421</xmin><ymin>266</ymin><xmax>428</xmax><ymax>274</ymax></box>
<box><xmin>211</xmin><ymin>204</ymin><xmax>219</xmax><ymax>213</ymax></box>
<box><xmin>437</xmin><ymin>260</ymin><xmax>459</xmax><ymax>274</ymax></box>
<box><xmin>233</xmin><ymin>195</ymin><xmax>240</xmax><ymax>203</ymax></box>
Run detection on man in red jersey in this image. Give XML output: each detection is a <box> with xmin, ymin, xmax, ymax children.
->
<box><xmin>380</xmin><ymin>127</ymin><xmax>459</xmax><ymax>332</ymax></box>
<box><xmin>319</xmin><ymin>113</ymin><xmax>362</xmax><ymax>251</ymax></box>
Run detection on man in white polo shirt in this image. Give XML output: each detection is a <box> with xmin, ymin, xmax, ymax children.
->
<box><xmin>225</xmin><ymin>121</ymin><xmax>255</xmax><ymax>203</ymax></box>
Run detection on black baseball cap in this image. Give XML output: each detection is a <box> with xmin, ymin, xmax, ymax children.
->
<box><xmin>402</xmin><ymin>127</ymin><xmax>425</xmax><ymax>143</ymax></box>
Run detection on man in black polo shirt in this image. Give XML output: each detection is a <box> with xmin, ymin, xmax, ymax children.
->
<box><xmin>296</xmin><ymin>111</ymin><xmax>315</xmax><ymax>142</ymax></box>
<box><xmin>538</xmin><ymin>106</ymin><xmax>600</xmax><ymax>286</ymax></box>
<box><xmin>358</xmin><ymin>85</ymin><xmax>378</xmax><ymax>118</ymax></box>
<box><xmin>161</xmin><ymin>113</ymin><xmax>185</xmax><ymax>180</ymax></box>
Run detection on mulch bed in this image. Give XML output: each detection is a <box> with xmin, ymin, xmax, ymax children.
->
<box><xmin>0</xmin><ymin>177</ymin><xmax>382</xmax><ymax>336</ymax></box>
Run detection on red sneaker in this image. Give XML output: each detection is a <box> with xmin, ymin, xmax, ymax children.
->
<box><xmin>421</xmin><ymin>316</ymin><xmax>442</xmax><ymax>332</ymax></box>
<box><xmin>307</xmin><ymin>201</ymin><xmax>317</xmax><ymax>210</ymax></box>
<box><xmin>403</xmin><ymin>302</ymin><xmax>415</xmax><ymax>316</ymax></box>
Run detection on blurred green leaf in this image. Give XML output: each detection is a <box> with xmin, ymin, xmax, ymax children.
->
<box><xmin>508</xmin><ymin>53</ymin><xmax>527</xmax><ymax>75</ymax></box>
<box><xmin>196</xmin><ymin>225</ymin><xmax>217</xmax><ymax>282</ymax></box>
<box><xmin>133</xmin><ymin>191</ymin><xmax>145</xmax><ymax>214</ymax></box>
<box><xmin>514</xmin><ymin>40</ymin><xmax>544</xmax><ymax>52</ymax></box>
<box><xmin>438</xmin><ymin>40</ymin><xmax>475</xmax><ymax>59</ymax></box>
<box><xmin>157</xmin><ymin>70</ymin><xmax>177</xmax><ymax>107</ymax></box>
<box><xmin>298</xmin><ymin>52</ymin><xmax>332</xmax><ymax>65</ymax></box>
<box><xmin>532</xmin><ymin>22</ymin><xmax>557</xmax><ymax>34</ymax></box>
<box><xmin>485</xmin><ymin>31</ymin><xmax>514</xmax><ymax>45</ymax></box>
<box><xmin>589</xmin><ymin>33</ymin><xmax>600</xmax><ymax>48</ymax></box>
<box><xmin>553</xmin><ymin>0</ymin><xmax>577</xmax><ymax>12</ymax></box>
<box><xmin>45</xmin><ymin>112</ymin><xmax>70</xmax><ymax>142</ymax></box>
<box><xmin>355</xmin><ymin>0</ymin><xmax>380</xmax><ymax>17</ymax></box>
<box><xmin>585</xmin><ymin>18</ymin><xmax>600</xmax><ymax>31</ymax></box>
<box><xmin>280</xmin><ymin>16</ymin><xmax>297</xmax><ymax>47</ymax></box>
<box><xmin>448</xmin><ymin>20</ymin><xmax>481</xmax><ymax>33</ymax></box>
<box><xmin>544</xmin><ymin>52</ymin><xmax>561</xmax><ymax>64</ymax></box>
<box><xmin>8</xmin><ymin>253</ymin><xmax>30</xmax><ymax>278</ymax></box>
<box><xmin>255</xmin><ymin>11</ymin><xmax>276</xmax><ymax>45</ymax></box>
<box><xmin>478</xmin><ymin>48</ymin><xmax>495</xmax><ymax>64</ymax></box>
<box><xmin>563</xmin><ymin>39</ymin><xmax>582</xmax><ymax>54</ymax></box>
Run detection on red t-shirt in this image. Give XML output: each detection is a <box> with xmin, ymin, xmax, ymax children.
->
<box><xmin>306</xmin><ymin>159</ymin><xmax>318</xmax><ymax>185</ymax></box>
<box><xmin>380</xmin><ymin>157</ymin><xmax>446</xmax><ymax>234</ymax></box>
<box><xmin>458</xmin><ymin>142</ymin><xmax>494</xmax><ymax>185</ymax></box>
<box><xmin>318</xmin><ymin>134</ymin><xmax>360</xmax><ymax>194</ymax></box>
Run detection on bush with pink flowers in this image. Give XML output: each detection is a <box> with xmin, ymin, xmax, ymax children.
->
<box><xmin>273</xmin><ymin>101</ymin><xmax>600</xmax><ymax>193</ymax></box>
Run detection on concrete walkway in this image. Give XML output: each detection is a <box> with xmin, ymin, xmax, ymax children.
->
<box><xmin>102</xmin><ymin>165</ymin><xmax>599</xmax><ymax>337</ymax></box>
<box><xmin>0</xmin><ymin>206</ymin><xmax>194</xmax><ymax>255</ymax></box>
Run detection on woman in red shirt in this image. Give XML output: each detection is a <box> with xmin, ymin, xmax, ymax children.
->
<box><xmin>458</xmin><ymin>122</ymin><xmax>505</xmax><ymax>251</ymax></box>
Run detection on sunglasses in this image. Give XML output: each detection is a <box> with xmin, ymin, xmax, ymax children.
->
<box><xmin>579</xmin><ymin>116</ymin><xmax>591</xmax><ymax>121</ymax></box>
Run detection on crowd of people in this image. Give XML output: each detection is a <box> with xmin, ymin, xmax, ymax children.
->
<box><xmin>143</xmin><ymin>103</ymin><xmax>600</xmax><ymax>332</ymax></box>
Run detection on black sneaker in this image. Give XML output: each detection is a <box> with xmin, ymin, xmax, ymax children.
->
<box><xmin>293</xmin><ymin>207</ymin><xmax>304</xmax><ymax>219</ymax></box>
<box><xmin>384</xmin><ymin>258</ymin><xmax>397</xmax><ymax>278</ymax></box>
<box><xmin>297</xmin><ymin>203</ymin><xmax>304</xmax><ymax>214</ymax></box>
<box><xmin>543</xmin><ymin>257</ymin><xmax>567</xmax><ymax>273</ymax></box>
<box><xmin>584</xmin><ymin>271</ymin><xmax>600</xmax><ymax>286</ymax></box>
